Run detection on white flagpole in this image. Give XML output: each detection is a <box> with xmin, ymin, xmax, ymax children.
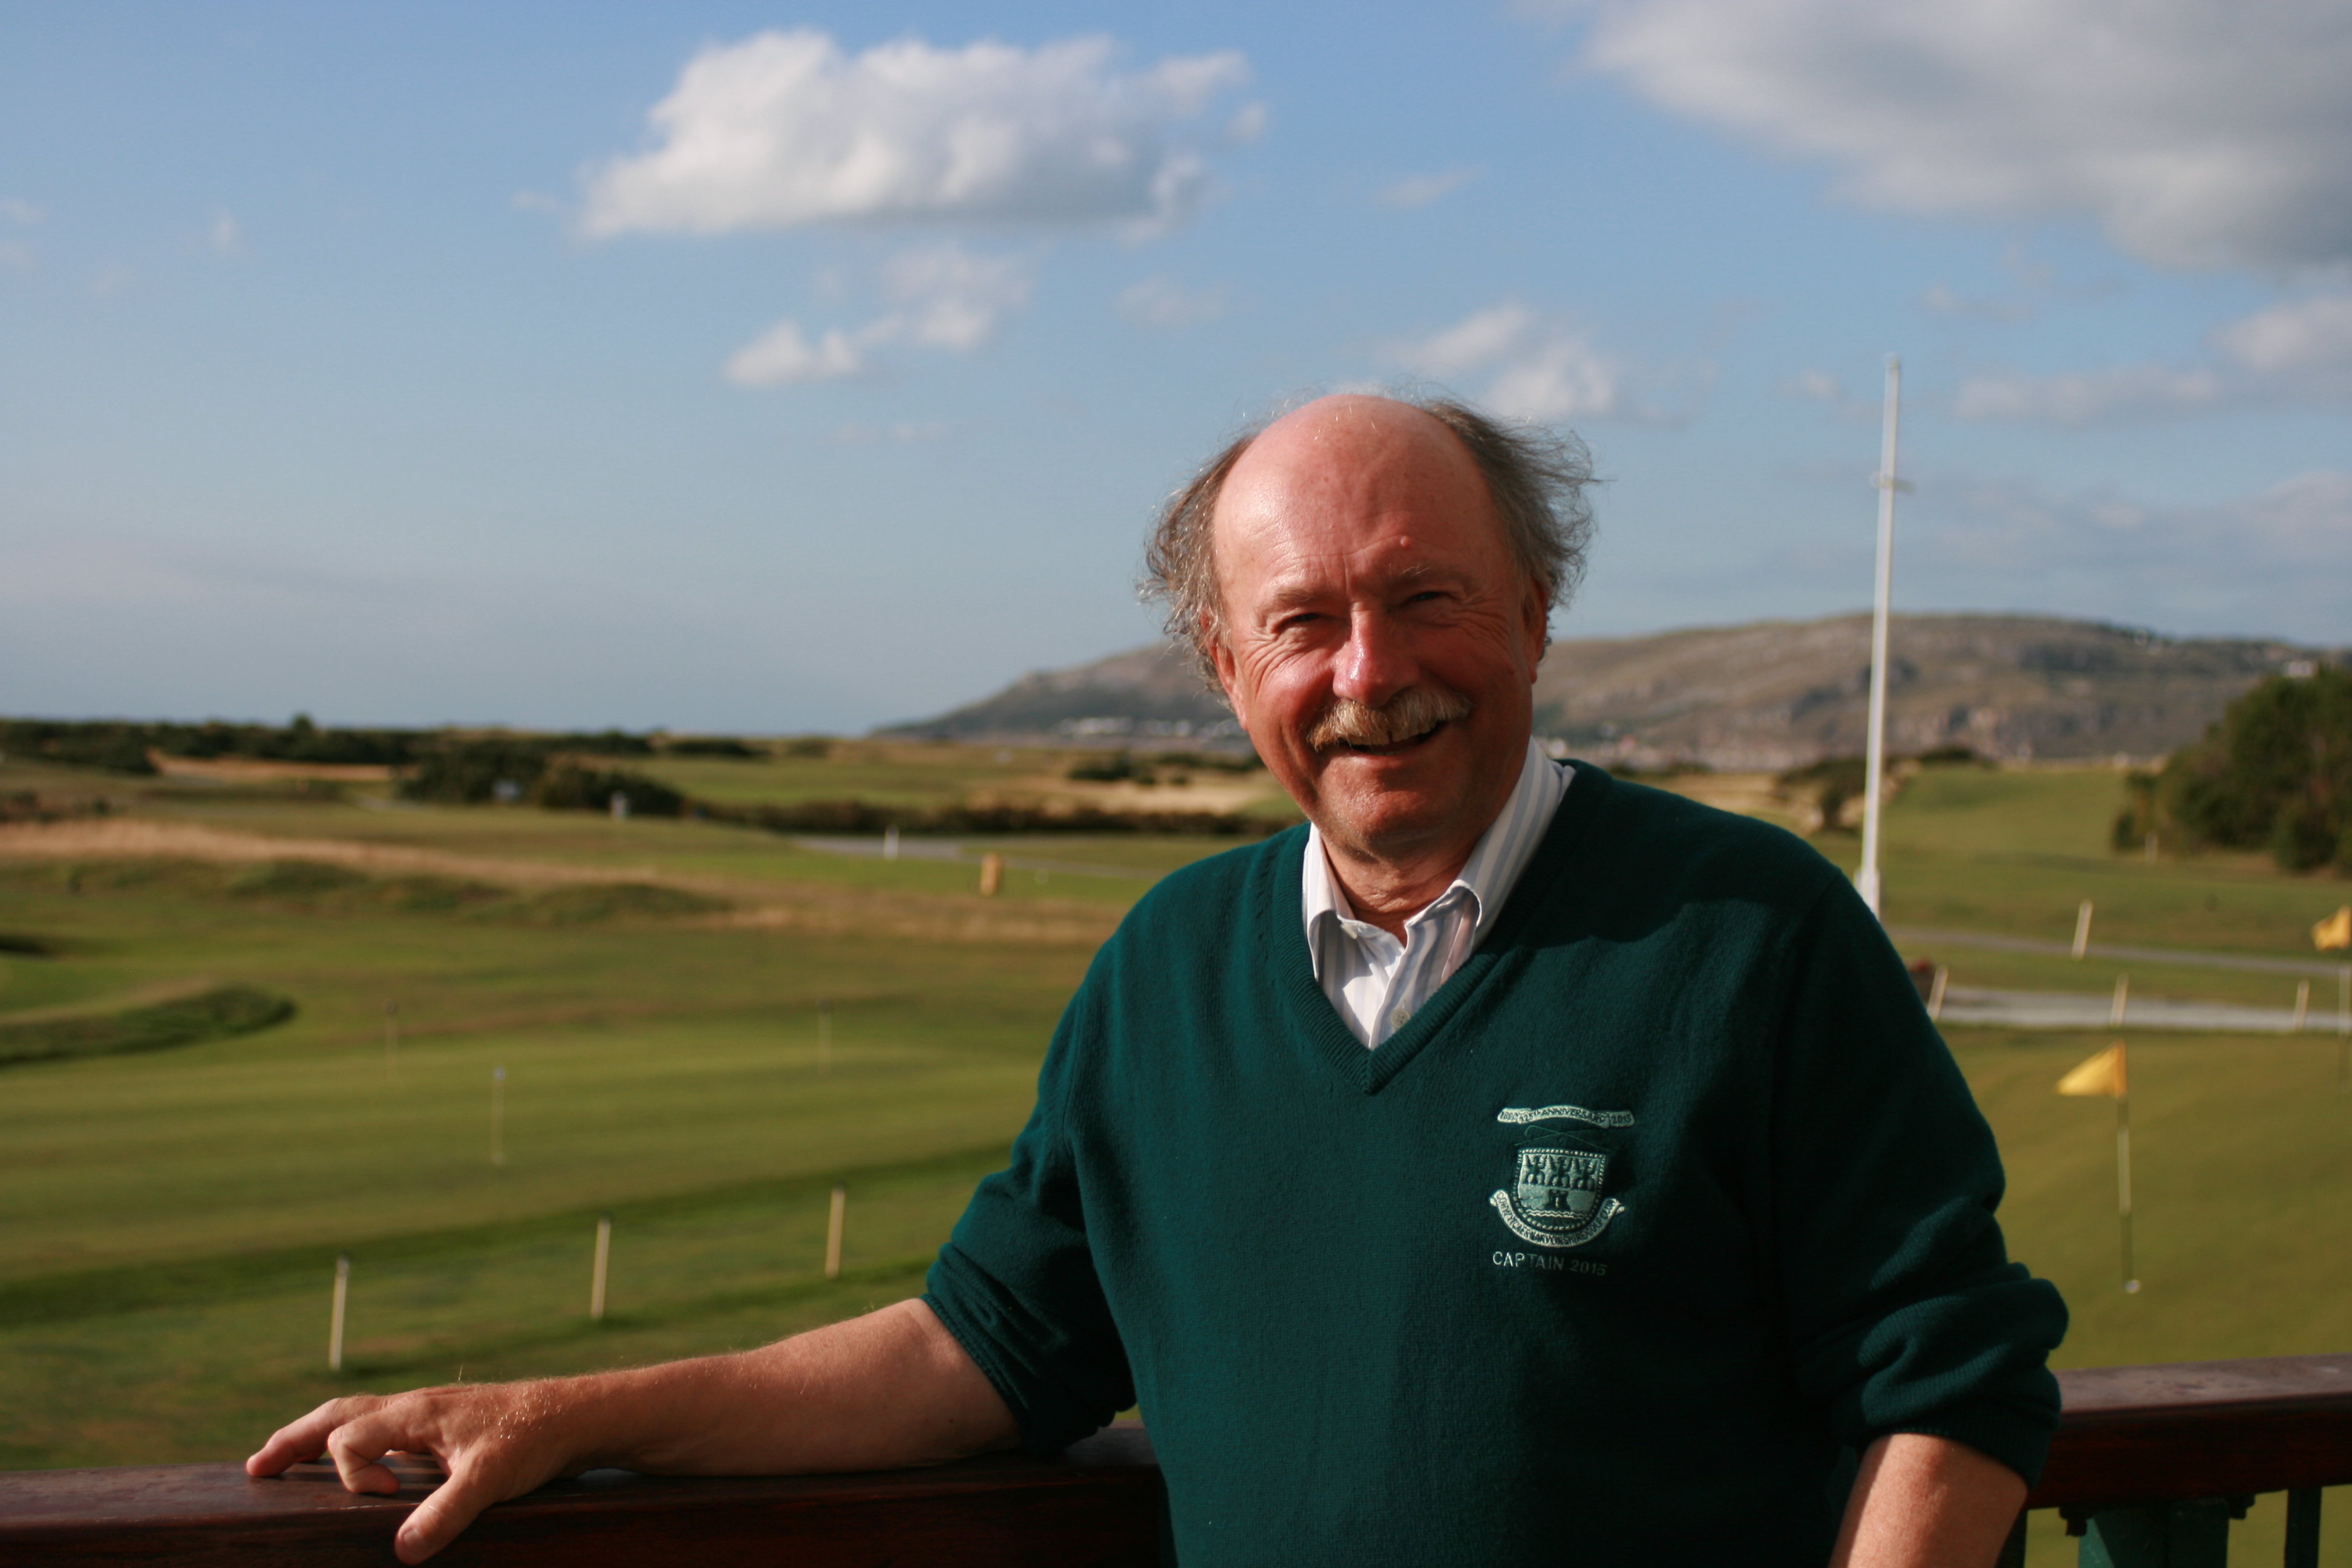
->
<box><xmin>1858</xmin><ymin>355</ymin><xmax>1903</xmax><ymax>918</ymax></box>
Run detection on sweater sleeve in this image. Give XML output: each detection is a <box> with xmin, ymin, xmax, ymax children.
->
<box><xmin>1768</xmin><ymin>877</ymin><xmax>2068</xmax><ymax>1483</ymax></box>
<box><xmin>923</xmin><ymin>990</ymin><xmax>1135</xmax><ymax>1455</ymax></box>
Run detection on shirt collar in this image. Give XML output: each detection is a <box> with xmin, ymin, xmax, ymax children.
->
<box><xmin>1302</xmin><ymin>738</ymin><xmax>1572</xmax><ymax>976</ymax></box>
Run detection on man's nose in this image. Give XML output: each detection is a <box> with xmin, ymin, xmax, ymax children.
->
<box><xmin>1332</xmin><ymin>608</ymin><xmax>1418</xmax><ymax>707</ymax></box>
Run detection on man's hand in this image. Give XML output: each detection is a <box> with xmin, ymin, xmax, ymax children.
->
<box><xmin>247</xmin><ymin>1381</ymin><xmax>579</xmax><ymax>1564</ymax></box>
<box><xmin>1831</xmin><ymin>1432</ymin><xmax>2027</xmax><ymax>1568</ymax></box>
<box><xmin>245</xmin><ymin>1299</ymin><xmax>1019</xmax><ymax>1564</ymax></box>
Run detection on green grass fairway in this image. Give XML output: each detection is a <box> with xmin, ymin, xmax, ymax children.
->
<box><xmin>2</xmin><ymin>754</ymin><xmax>2348</xmax><ymax>1561</ymax></box>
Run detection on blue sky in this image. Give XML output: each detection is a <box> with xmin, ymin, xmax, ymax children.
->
<box><xmin>4</xmin><ymin>1</ymin><xmax>2348</xmax><ymax>731</ymax></box>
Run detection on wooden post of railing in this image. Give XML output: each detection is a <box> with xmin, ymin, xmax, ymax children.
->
<box><xmin>2023</xmin><ymin>1353</ymin><xmax>2352</xmax><ymax>1568</ymax></box>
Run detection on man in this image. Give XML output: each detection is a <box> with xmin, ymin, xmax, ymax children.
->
<box><xmin>252</xmin><ymin>394</ymin><xmax>2065</xmax><ymax>1566</ymax></box>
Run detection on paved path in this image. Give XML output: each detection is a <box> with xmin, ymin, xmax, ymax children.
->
<box><xmin>1934</xmin><ymin>985</ymin><xmax>2348</xmax><ymax>1034</ymax></box>
<box><xmin>1891</xmin><ymin>925</ymin><xmax>2352</xmax><ymax>980</ymax></box>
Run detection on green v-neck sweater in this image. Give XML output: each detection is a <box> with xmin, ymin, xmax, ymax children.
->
<box><xmin>925</xmin><ymin>766</ymin><xmax>2065</xmax><ymax>1566</ymax></box>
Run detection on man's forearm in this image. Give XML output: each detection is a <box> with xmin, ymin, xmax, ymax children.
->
<box><xmin>1831</xmin><ymin>1432</ymin><xmax>2027</xmax><ymax>1568</ymax></box>
<box><xmin>566</xmin><ymin>1298</ymin><xmax>1019</xmax><ymax>1475</ymax></box>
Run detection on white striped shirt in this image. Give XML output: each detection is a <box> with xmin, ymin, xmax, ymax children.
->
<box><xmin>1303</xmin><ymin>739</ymin><xmax>1573</xmax><ymax>1048</ymax></box>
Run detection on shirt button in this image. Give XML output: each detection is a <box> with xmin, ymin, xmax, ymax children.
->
<box><xmin>1391</xmin><ymin>1006</ymin><xmax>1413</xmax><ymax>1030</ymax></box>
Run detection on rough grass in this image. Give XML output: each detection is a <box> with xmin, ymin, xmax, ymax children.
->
<box><xmin>0</xmin><ymin>983</ymin><xmax>294</xmax><ymax>1067</ymax></box>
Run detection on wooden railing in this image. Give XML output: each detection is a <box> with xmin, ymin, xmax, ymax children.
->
<box><xmin>2</xmin><ymin>1356</ymin><xmax>2345</xmax><ymax>1567</ymax></box>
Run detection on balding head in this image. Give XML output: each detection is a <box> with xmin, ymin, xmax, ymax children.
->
<box><xmin>1143</xmin><ymin>394</ymin><xmax>1594</xmax><ymax>685</ymax></box>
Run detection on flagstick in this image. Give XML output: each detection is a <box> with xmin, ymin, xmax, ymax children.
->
<box><xmin>1857</xmin><ymin>354</ymin><xmax>1902</xmax><ymax>919</ymax></box>
<box><xmin>825</xmin><ymin>1185</ymin><xmax>846</xmax><ymax>1279</ymax></box>
<box><xmin>590</xmin><ymin>1214</ymin><xmax>612</xmax><ymax>1321</ymax></box>
<box><xmin>328</xmin><ymin>1253</ymin><xmax>350</xmax><ymax>1371</ymax></box>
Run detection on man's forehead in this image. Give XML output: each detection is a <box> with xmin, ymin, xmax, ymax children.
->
<box><xmin>1211</xmin><ymin>397</ymin><xmax>1503</xmax><ymax>586</ymax></box>
<box><xmin>1222</xmin><ymin>396</ymin><xmax>1472</xmax><ymax>503</ymax></box>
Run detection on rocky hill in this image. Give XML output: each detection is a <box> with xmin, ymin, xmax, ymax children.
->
<box><xmin>880</xmin><ymin>613</ymin><xmax>2343</xmax><ymax>768</ymax></box>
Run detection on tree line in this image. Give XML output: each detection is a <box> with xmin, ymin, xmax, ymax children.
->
<box><xmin>2115</xmin><ymin>666</ymin><xmax>2351</xmax><ymax>873</ymax></box>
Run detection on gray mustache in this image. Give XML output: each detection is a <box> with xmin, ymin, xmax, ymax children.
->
<box><xmin>1305</xmin><ymin>686</ymin><xmax>1475</xmax><ymax>751</ymax></box>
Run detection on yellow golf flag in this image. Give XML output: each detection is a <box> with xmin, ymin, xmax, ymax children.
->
<box><xmin>2315</xmin><ymin>905</ymin><xmax>2351</xmax><ymax>952</ymax></box>
<box><xmin>2057</xmin><ymin>1042</ymin><xmax>2128</xmax><ymax>1098</ymax></box>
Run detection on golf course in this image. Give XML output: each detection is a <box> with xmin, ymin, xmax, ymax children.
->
<box><xmin>3</xmin><ymin>745</ymin><xmax>2345</xmax><ymax>1564</ymax></box>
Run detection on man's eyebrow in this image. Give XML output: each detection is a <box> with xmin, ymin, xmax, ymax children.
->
<box><xmin>1252</xmin><ymin>560</ymin><xmax>1469</xmax><ymax>612</ymax></box>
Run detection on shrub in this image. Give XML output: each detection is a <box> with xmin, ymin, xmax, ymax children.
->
<box><xmin>531</xmin><ymin>765</ymin><xmax>685</xmax><ymax>818</ymax></box>
<box><xmin>2145</xmin><ymin>665</ymin><xmax>2352</xmax><ymax>871</ymax></box>
<box><xmin>664</xmin><ymin>736</ymin><xmax>763</xmax><ymax>759</ymax></box>
<box><xmin>401</xmin><ymin>739</ymin><xmax>554</xmax><ymax>803</ymax></box>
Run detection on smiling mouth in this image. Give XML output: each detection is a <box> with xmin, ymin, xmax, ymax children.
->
<box><xmin>1336</xmin><ymin>720</ymin><xmax>1448</xmax><ymax>757</ymax></box>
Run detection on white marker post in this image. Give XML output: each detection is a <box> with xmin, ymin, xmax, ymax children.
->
<box><xmin>2110</xmin><ymin>975</ymin><xmax>2130</xmax><ymax>1028</ymax></box>
<box><xmin>491</xmin><ymin>1066</ymin><xmax>506</xmax><ymax>1166</ymax></box>
<box><xmin>2293</xmin><ymin>979</ymin><xmax>2310</xmax><ymax>1031</ymax></box>
<box><xmin>1927</xmin><ymin>965</ymin><xmax>1949</xmax><ymax>1022</ymax></box>
<box><xmin>1857</xmin><ymin>355</ymin><xmax>1905</xmax><ymax>920</ymax></box>
<box><xmin>2339</xmin><ymin>966</ymin><xmax>2351</xmax><ymax>1093</ymax></box>
<box><xmin>2073</xmin><ymin>900</ymin><xmax>2095</xmax><ymax>961</ymax></box>
<box><xmin>590</xmin><ymin>1214</ymin><xmax>612</xmax><ymax>1321</ymax></box>
<box><xmin>825</xmin><ymin>1186</ymin><xmax>846</xmax><ymax>1280</ymax></box>
<box><xmin>882</xmin><ymin>825</ymin><xmax>899</xmax><ymax>863</ymax></box>
<box><xmin>328</xmin><ymin>1253</ymin><xmax>350</xmax><ymax>1371</ymax></box>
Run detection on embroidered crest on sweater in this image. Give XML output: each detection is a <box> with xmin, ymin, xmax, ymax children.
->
<box><xmin>1489</xmin><ymin>1106</ymin><xmax>1632</xmax><ymax>1248</ymax></box>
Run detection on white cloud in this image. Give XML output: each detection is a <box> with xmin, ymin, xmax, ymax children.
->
<box><xmin>2213</xmin><ymin>293</ymin><xmax>2352</xmax><ymax>373</ymax></box>
<box><xmin>1783</xmin><ymin>369</ymin><xmax>1841</xmax><ymax>402</ymax></box>
<box><xmin>1955</xmin><ymin>290</ymin><xmax>2352</xmax><ymax>422</ymax></box>
<box><xmin>209</xmin><ymin>212</ymin><xmax>243</xmax><ymax>256</ymax></box>
<box><xmin>725</xmin><ymin>242</ymin><xmax>1030</xmax><ymax>387</ymax></box>
<box><xmin>1912</xmin><ymin>468</ymin><xmax>2352</xmax><ymax>636</ymax></box>
<box><xmin>0</xmin><ymin>198</ymin><xmax>41</xmax><ymax>226</ymax></box>
<box><xmin>1394</xmin><ymin>300</ymin><xmax>1703</xmax><ymax>422</ymax></box>
<box><xmin>583</xmin><ymin>30</ymin><xmax>1250</xmax><ymax>238</ymax></box>
<box><xmin>1953</xmin><ymin>364</ymin><xmax>2225</xmax><ymax>423</ymax></box>
<box><xmin>1116</xmin><ymin>274</ymin><xmax>1226</xmax><ymax>326</ymax></box>
<box><xmin>1376</xmin><ymin>168</ymin><xmax>1481</xmax><ymax>209</ymax></box>
<box><xmin>875</xmin><ymin>243</ymin><xmax>1031</xmax><ymax>350</ymax></box>
<box><xmin>1779</xmin><ymin>368</ymin><xmax>1876</xmax><ymax>420</ymax></box>
<box><xmin>724</xmin><ymin>320</ymin><xmax>868</xmax><ymax>386</ymax></box>
<box><xmin>1555</xmin><ymin>0</ymin><xmax>2352</xmax><ymax>270</ymax></box>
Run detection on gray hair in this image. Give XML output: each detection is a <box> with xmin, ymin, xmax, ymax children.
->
<box><xmin>1140</xmin><ymin>396</ymin><xmax>1596</xmax><ymax>685</ymax></box>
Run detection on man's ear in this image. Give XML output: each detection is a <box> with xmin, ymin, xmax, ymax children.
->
<box><xmin>1206</xmin><ymin>616</ymin><xmax>1247</xmax><ymax>724</ymax></box>
<box><xmin>1520</xmin><ymin>586</ymin><xmax>1549</xmax><ymax>681</ymax></box>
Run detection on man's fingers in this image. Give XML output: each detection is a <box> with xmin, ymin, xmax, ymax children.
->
<box><xmin>326</xmin><ymin>1410</ymin><xmax>420</xmax><ymax>1495</ymax></box>
<box><xmin>247</xmin><ymin>1397</ymin><xmax>379</xmax><ymax>1477</ymax></box>
<box><xmin>391</xmin><ymin>1468</ymin><xmax>503</xmax><ymax>1566</ymax></box>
